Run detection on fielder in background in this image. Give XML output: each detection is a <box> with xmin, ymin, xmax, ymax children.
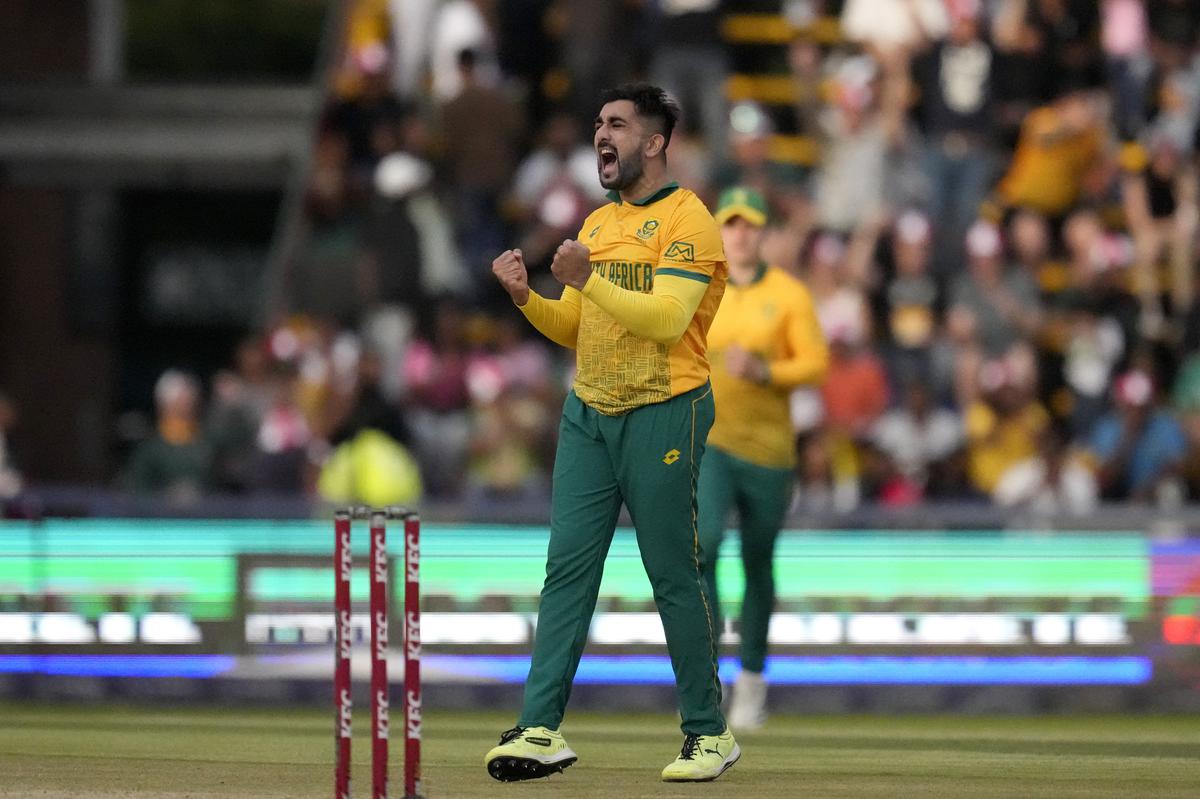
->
<box><xmin>699</xmin><ymin>187</ymin><xmax>829</xmax><ymax>730</ymax></box>
<box><xmin>488</xmin><ymin>83</ymin><xmax>739</xmax><ymax>783</ymax></box>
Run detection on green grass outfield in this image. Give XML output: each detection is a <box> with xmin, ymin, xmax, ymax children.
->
<box><xmin>2</xmin><ymin>703</ymin><xmax>1198</xmax><ymax>798</ymax></box>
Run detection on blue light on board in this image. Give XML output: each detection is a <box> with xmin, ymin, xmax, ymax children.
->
<box><xmin>0</xmin><ymin>655</ymin><xmax>236</xmax><ymax>679</ymax></box>
<box><xmin>429</xmin><ymin>655</ymin><xmax>1152</xmax><ymax>686</ymax></box>
<box><xmin>0</xmin><ymin>654</ymin><xmax>1148</xmax><ymax>685</ymax></box>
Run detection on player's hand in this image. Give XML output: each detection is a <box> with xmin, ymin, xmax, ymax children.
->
<box><xmin>725</xmin><ymin>345</ymin><xmax>769</xmax><ymax>384</ymax></box>
<box><xmin>492</xmin><ymin>249</ymin><xmax>530</xmax><ymax>306</ymax></box>
<box><xmin>550</xmin><ymin>239</ymin><xmax>592</xmax><ymax>290</ymax></box>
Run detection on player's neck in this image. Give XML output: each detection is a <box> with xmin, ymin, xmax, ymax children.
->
<box><xmin>618</xmin><ymin>164</ymin><xmax>669</xmax><ymax>205</ymax></box>
<box><xmin>729</xmin><ymin>260</ymin><xmax>761</xmax><ymax>286</ymax></box>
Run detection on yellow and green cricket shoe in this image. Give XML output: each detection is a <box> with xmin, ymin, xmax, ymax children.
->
<box><xmin>485</xmin><ymin>725</ymin><xmax>578</xmax><ymax>782</ymax></box>
<box><xmin>661</xmin><ymin>729</ymin><xmax>740</xmax><ymax>782</ymax></box>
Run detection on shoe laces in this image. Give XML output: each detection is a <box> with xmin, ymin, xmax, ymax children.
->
<box><xmin>678</xmin><ymin>734</ymin><xmax>701</xmax><ymax>761</ymax></box>
<box><xmin>498</xmin><ymin>726</ymin><xmax>527</xmax><ymax>745</ymax></box>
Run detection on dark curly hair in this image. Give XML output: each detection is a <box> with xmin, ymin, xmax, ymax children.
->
<box><xmin>598</xmin><ymin>83</ymin><xmax>680</xmax><ymax>147</ymax></box>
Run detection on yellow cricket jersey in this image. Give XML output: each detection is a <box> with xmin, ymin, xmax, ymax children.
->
<box><xmin>707</xmin><ymin>265</ymin><xmax>828</xmax><ymax>468</ymax></box>
<box><xmin>555</xmin><ymin>182</ymin><xmax>727</xmax><ymax>415</ymax></box>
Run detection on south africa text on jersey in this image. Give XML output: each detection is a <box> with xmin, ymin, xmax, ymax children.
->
<box><xmin>591</xmin><ymin>260</ymin><xmax>654</xmax><ymax>292</ymax></box>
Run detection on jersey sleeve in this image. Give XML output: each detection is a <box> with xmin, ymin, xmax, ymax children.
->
<box><xmin>768</xmin><ymin>283</ymin><xmax>830</xmax><ymax>389</ymax></box>
<box><xmin>580</xmin><ymin>272</ymin><xmax>707</xmax><ymax>345</ymax></box>
<box><xmin>654</xmin><ymin>199</ymin><xmax>725</xmax><ymax>285</ymax></box>
<box><xmin>518</xmin><ymin>287</ymin><xmax>582</xmax><ymax>349</ymax></box>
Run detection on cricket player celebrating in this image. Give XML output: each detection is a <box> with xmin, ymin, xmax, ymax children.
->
<box><xmin>700</xmin><ymin>187</ymin><xmax>828</xmax><ymax>730</ymax></box>
<box><xmin>487</xmin><ymin>83</ymin><xmax>737</xmax><ymax>782</ymax></box>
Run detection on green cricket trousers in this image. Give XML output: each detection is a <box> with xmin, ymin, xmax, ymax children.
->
<box><xmin>697</xmin><ymin>446</ymin><xmax>793</xmax><ymax>675</ymax></box>
<box><xmin>519</xmin><ymin>382</ymin><xmax>725</xmax><ymax>736</ymax></box>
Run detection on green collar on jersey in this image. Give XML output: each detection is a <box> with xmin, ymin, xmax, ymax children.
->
<box><xmin>730</xmin><ymin>262</ymin><xmax>768</xmax><ymax>288</ymax></box>
<box><xmin>607</xmin><ymin>181</ymin><xmax>680</xmax><ymax>206</ymax></box>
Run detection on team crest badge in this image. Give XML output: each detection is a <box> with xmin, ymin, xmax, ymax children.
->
<box><xmin>636</xmin><ymin>219</ymin><xmax>660</xmax><ymax>240</ymax></box>
<box><xmin>663</xmin><ymin>241</ymin><xmax>695</xmax><ymax>263</ymax></box>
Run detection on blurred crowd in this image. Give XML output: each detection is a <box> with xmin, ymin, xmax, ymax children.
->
<box><xmin>95</xmin><ymin>0</ymin><xmax>1200</xmax><ymax>515</ymax></box>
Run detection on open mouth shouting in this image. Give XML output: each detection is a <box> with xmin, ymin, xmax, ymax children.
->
<box><xmin>597</xmin><ymin>144</ymin><xmax>619</xmax><ymax>183</ymax></box>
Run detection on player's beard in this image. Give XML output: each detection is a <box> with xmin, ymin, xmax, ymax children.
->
<box><xmin>598</xmin><ymin>147</ymin><xmax>644</xmax><ymax>191</ymax></box>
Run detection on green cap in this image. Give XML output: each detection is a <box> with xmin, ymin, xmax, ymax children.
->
<box><xmin>714</xmin><ymin>186</ymin><xmax>768</xmax><ymax>227</ymax></box>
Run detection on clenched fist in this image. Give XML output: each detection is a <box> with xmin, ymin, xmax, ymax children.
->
<box><xmin>550</xmin><ymin>239</ymin><xmax>592</xmax><ymax>290</ymax></box>
<box><xmin>492</xmin><ymin>248</ymin><xmax>530</xmax><ymax>306</ymax></box>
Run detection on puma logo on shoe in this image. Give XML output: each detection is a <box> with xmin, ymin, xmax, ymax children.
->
<box><xmin>525</xmin><ymin>737</ymin><xmax>552</xmax><ymax>746</ymax></box>
<box><xmin>704</xmin><ymin>747</ymin><xmax>722</xmax><ymax>756</ymax></box>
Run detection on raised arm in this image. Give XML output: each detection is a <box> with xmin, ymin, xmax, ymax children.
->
<box><xmin>580</xmin><ymin>270</ymin><xmax>707</xmax><ymax>345</ymax></box>
<box><xmin>519</xmin><ymin>287</ymin><xmax>582</xmax><ymax>349</ymax></box>
<box><xmin>493</xmin><ymin>248</ymin><xmax>581</xmax><ymax>349</ymax></box>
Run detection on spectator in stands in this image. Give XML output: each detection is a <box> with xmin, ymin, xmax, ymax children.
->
<box><xmin>463</xmin><ymin>315</ymin><xmax>559</xmax><ymax>500</ymax></box>
<box><xmin>911</xmin><ymin>0</ymin><xmax>1000</xmax><ymax>276</ymax></box>
<box><xmin>1061</xmin><ymin>210</ymin><xmax>1141</xmax><ymax>371</ymax></box>
<box><xmin>487</xmin><ymin>315</ymin><xmax>558</xmax><ymax>398</ymax></box>
<box><xmin>814</xmin><ymin>55</ymin><xmax>912</xmax><ymax>234</ymax></box>
<box><xmin>871</xmin><ymin>379</ymin><xmax>963</xmax><ymax>495</ymax></box>
<box><xmin>1009</xmin><ymin>207</ymin><xmax>1054</xmax><ymax>283</ymax></box>
<box><xmin>329</xmin><ymin>348</ymin><xmax>411</xmax><ymax>450</ymax></box>
<box><xmin>994</xmin><ymin>419</ymin><xmax>1098</xmax><ymax>515</ymax></box>
<box><xmin>1007</xmin><ymin>206</ymin><xmax>1074</xmax><ymax>414</ymax></box>
<box><xmin>325</xmin><ymin>44</ymin><xmax>407</xmax><ymax>181</ymax></box>
<box><xmin>965</xmin><ymin>357</ymin><xmax>1049</xmax><ymax>496</ymax></box>
<box><xmin>206</xmin><ymin>338</ymin><xmax>273</xmax><ymax>492</ymax></box>
<box><xmin>648</xmin><ymin>0</ymin><xmax>729</xmax><ymax>159</ymax></box>
<box><xmin>1101</xmin><ymin>0</ymin><xmax>1150</xmax><ymax>141</ymax></box>
<box><xmin>949</xmin><ymin>220</ymin><xmax>1042</xmax><ymax>358</ymax></box>
<box><xmin>857</xmin><ymin>438</ymin><xmax>925</xmax><ymax>507</ymax></box>
<box><xmin>368</xmin><ymin>141</ymin><xmax>467</xmax><ymax>307</ymax></box>
<box><xmin>881</xmin><ymin>210</ymin><xmax>941</xmax><ymax>389</ymax></box>
<box><xmin>1062</xmin><ymin>295</ymin><xmax>1126</xmax><ymax>437</ymax></box>
<box><xmin>124</xmin><ymin>370</ymin><xmax>212</xmax><ymax>501</ymax></box>
<box><xmin>994</xmin><ymin>0</ymin><xmax>1102</xmax><ymax>109</ymax></box>
<box><xmin>1122</xmin><ymin>133</ymin><xmax>1199</xmax><ymax>332</ymax></box>
<box><xmin>711</xmin><ymin>101</ymin><xmax>806</xmax><ymax>222</ymax></box>
<box><xmin>804</xmin><ymin>283</ymin><xmax>889</xmax><ymax>512</ymax></box>
<box><xmin>403</xmin><ymin>297</ymin><xmax>473</xmax><ymax>497</ymax></box>
<box><xmin>1147</xmin><ymin>0</ymin><xmax>1200</xmax><ymax>73</ymax></box>
<box><xmin>1145</xmin><ymin>0</ymin><xmax>1200</xmax><ymax>153</ymax></box>
<box><xmin>467</xmin><ymin>388</ymin><xmax>552</xmax><ymax>503</ymax></box>
<box><xmin>1060</xmin><ymin>213</ymin><xmax>1142</xmax><ymax>407</ymax></box>
<box><xmin>286</xmin><ymin>129</ymin><xmax>370</xmax><ymax>325</ymax></box>
<box><xmin>1088</xmin><ymin>369</ymin><xmax>1188</xmax><ymax>502</ymax></box>
<box><xmin>510</xmin><ymin>111</ymin><xmax>607</xmax><ymax>271</ymax></box>
<box><xmin>439</xmin><ymin>48</ymin><xmax>525</xmax><ymax>294</ymax></box>
<box><xmin>805</xmin><ymin>232</ymin><xmax>874</xmax><ymax>362</ymax></box>
<box><xmin>994</xmin><ymin>86</ymin><xmax>1106</xmax><ymax>218</ymax></box>
<box><xmin>359</xmin><ymin>107</ymin><xmax>453</xmax><ymax>387</ymax></box>
<box><xmin>0</xmin><ymin>391</ymin><xmax>22</xmax><ymax>501</ymax></box>
<box><xmin>841</xmin><ymin>0</ymin><xmax>949</xmax><ymax>69</ymax></box>
<box><xmin>820</xmin><ymin>328</ymin><xmax>889</xmax><ymax>439</ymax></box>
<box><xmin>795</xmin><ymin>428</ymin><xmax>863</xmax><ymax>514</ymax></box>
<box><xmin>429</xmin><ymin>0</ymin><xmax>501</xmax><ymax>102</ymax></box>
<box><xmin>788</xmin><ymin>35</ymin><xmax>825</xmax><ymax>140</ymax></box>
<box><xmin>252</xmin><ymin>363</ymin><xmax>313</xmax><ymax>494</ymax></box>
